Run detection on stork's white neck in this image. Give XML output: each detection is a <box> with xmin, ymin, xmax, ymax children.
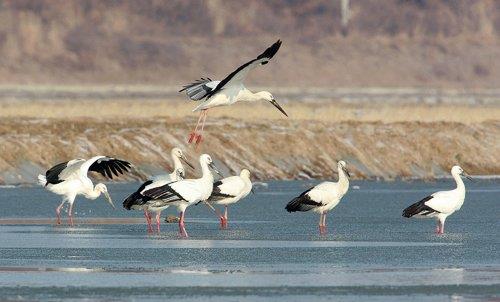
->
<box><xmin>172</xmin><ymin>153</ymin><xmax>183</xmax><ymax>171</ymax></box>
<box><xmin>452</xmin><ymin>171</ymin><xmax>465</xmax><ymax>193</ymax></box>
<box><xmin>200</xmin><ymin>160</ymin><xmax>214</xmax><ymax>183</ymax></box>
<box><xmin>238</xmin><ymin>89</ymin><xmax>270</xmax><ymax>102</ymax></box>
<box><xmin>170</xmin><ymin>153</ymin><xmax>184</xmax><ymax>181</ymax></box>
<box><xmin>241</xmin><ymin>174</ymin><xmax>252</xmax><ymax>187</ymax></box>
<box><xmin>337</xmin><ymin>166</ymin><xmax>349</xmax><ymax>194</ymax></box>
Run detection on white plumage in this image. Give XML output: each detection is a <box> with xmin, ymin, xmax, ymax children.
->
<box><xmin>38</xmin><ymin>156</ymin><xmax>132</xmax><ymax>226</ymax></box>
<box><xmin>402</xmin><ymin>165</ymin><xmax>470</xmax><ymax>234</ymax></box>
<box><xmin>180</xmin><ymin>40</ymin><xmax>287</xmax><ymax>145</ymax></box>
<box><xmin>286</xmin><ymin>161</ymin><xmax>350</xmax><ymax>235</ymax></box>
<box><xmin>122</xmin><ymin>147</ymin><xmax>193</xmax><ymax>233</ymax></box>
<box><xmin>204</xmin><ymin>169</ymin><xmax>253</xmax><ymax>229</ymax></box>
<box><xmin>139</xmin><ymin>154</ymin><xmax>222</xmax><ymax>238</ymax></box>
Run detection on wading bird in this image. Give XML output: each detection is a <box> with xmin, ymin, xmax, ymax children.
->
<box><xmin>136</xmin><ymin>154</ymin><xmax>222</xmax><ymax>238</ymax></box>
<box><xmin>402</xmin><ymin>165</ymin><xmax>471</xmax><ymax>234</ymax></box>
<box><xmin>285</xmin><ymin>161</ymin><xmax>350</xmax><ymax>235</ymax></box>
<box><xmin>180</xmin><ymin>39</ymin><xmax>288</xmax><ymax>145</ymax></box>
<box><xmin>123</xmin><ymin>148</ymin><xmax>194</xmax><ymax>233</ymax></box>
<box><xmin>38</xmin><ymin>156</ymin><xmax>132</xmax><ymax>226</ymax></box>
<box><xmin>203</xmin><ymin>169</ymin><xmax>253</xmax><ymax>229</ymax></box>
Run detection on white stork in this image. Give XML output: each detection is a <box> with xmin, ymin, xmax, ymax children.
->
<box><xmin>180</xmin><ymin>39</ymin><xmax>287</xmax><ymax>145</ymax></box>
<box><xmin>203</xmin><ymin>169</ymin><xmax>253</xmax><ymax>229</ymax></box>
<box><xmin>37</xmin><ymin>156</ymin><xmax>132</xmax><ymax>226</ymax></box>
<box><xmin>123</xmin><ymin>147</ymin><xmax>194</xmax><ymax>233</ymax></box>
<box><xmin>402</xmin><ymin>165</ymin><xmax>471</xmax><ymax>234</ymax></box>
<box><xmin>285</xmin><ymin>161</ymin><xmax>350</xmax><ymax>235</ymax></box>
<box><xmin>137</xmin><ymin>154</ymin><xmax>222</xmax><ymax>238</ymax></box>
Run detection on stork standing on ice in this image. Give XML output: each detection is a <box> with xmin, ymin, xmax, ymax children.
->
<box><xmin>180</xmin><ymin>39</ymin><xmax>288</xmax><ymax>145</ymax></box>
<box><xmin>285</xmin><ymin>161</ymin><xmax>350</xmax><ymax>235</ymax></box>
<box><xmin>38</xmin><ymin>156</ymin><xmax>132</xmax><ymax>226</ymax></box>
<box><xmin>134</xmin><ymin>154</ymin><xmax>222</xmax><ymax>238</ymax></box>
<box><xmin>203</xmin><ymin>169</ymin><xmax>253</xmax><ymax>229</ymax></box>
<box><xmin>402</xmin><ymin>165</ymin><xmax>471</xmax><ymax>234</ymax></box>
<box><xmin>123</xmin><ymin>147</ymin><xmax>194</xmax><ymax>233</ymax></box>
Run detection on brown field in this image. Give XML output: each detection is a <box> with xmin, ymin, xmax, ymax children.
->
<box><xmin>2</xmin><ymin>98</ymin><xmax>500</xmax><ymax>124</ymax></box>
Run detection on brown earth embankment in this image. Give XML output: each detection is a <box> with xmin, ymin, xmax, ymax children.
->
<box><xmin>0</xmin><ymin>118</ymin><xmax>498</xmax><ymax>184</ymax></box>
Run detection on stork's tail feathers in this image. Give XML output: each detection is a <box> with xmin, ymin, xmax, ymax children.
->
<box><xmin>285</xmin><ymin>190</ymin><xmax>318</xmax><ymax>212</ymax></box>
<box><xmin>37</xmin><ymin>174</ymin><xmax>47</xmax><ymax>186</ymax></box>
<box><xmin>123</xmin><ymin>180</ymin><xmax>154</xmax><ymax>210</ymax></box>
<box><xmin>179</xmin><ymin>78</ymin><xmax>215</xmax><ymax>101</ymax></box>
<box><xmin>122</xmin><ymin>191</ymin><xmax>145</xmax><ymax>210</ymax></box>
<box><xmin>402</xmin><ymin>196</ymin><xmax>436</xmax><ymax>218</ymax></box>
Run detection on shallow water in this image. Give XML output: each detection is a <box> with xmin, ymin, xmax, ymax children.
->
<box><xmin>0</xmin><ymin>180</ymin><xmax>498</xmax><ymax>301</ymax></box>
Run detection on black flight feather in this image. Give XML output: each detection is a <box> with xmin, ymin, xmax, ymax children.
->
<box><xmin>285</xmin><ymin>188</ymin><xmax>323</xmax><ymax>212</ymax></box>
<box><xmin>205</xmin><ymin>39</ymin><xmax>282</xmax><ymax>100</ymax></box>
<box><xmin>44</xmin><ymin>161</ymin><xmax>69</xmax><ymax>186</ymax></box>
<box><xmin>122</xmin><ymin>180</ymin><xmax>153</xmax><ymax>210</ymax></box>
<box><xmin>402</xmin><ymin>195</ymin><xmax>439</xmax><ymax>218</ymax></box>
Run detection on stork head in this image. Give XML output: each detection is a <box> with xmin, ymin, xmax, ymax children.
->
<box><xmin>257</xmin><ymin>91</ymin><xmax>288</xmax><ymax>117</ymax></box>
<box><xmin>200</xmin><ymin>154</ymin><xmax>222</xmax><ymax>177</ymax></box>
<box><xmin>172</xmin><ymin>147</ymin><xmax>194</xmax><ymax>170</ymax></box>
<box><xmin>338</xmin><ymin>160</ymin><xmax>350</xmax><ymax>178</ymax></box>
<box><xmin>452</xmin><ymin>165</ymin><xmax>472</xmax><ymax>180</ymax></box>
<box><xmin>95</xmin><ymin>183</ymin><xmax>115</xmax><ymax>209</ymax></box>
<box><xmin>240</xmin><ymin>169</ymin><xmax>255</xmax><ymax>194</ymax></box>
<box><xmin>240</xmin><ymin>169</ymin><xmax>251</xmax><ymax>178</ymax></box>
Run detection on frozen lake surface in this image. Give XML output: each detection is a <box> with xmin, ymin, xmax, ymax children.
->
<box><xmin>0</xmin><ymin>180</ymin><xmax>498</xmax><ymax>301</ymax></box>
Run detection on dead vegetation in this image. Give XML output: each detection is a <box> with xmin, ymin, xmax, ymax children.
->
<box><xmin>0</xmin><ymin>116</ymin><xmax>498</xmax><ymax>184</ymax></box>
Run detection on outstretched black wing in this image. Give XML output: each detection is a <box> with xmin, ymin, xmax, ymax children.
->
<box><xmin>204</xmin><ymin>39</ymin><xmax>282</xmax><ymax>99</ymax></box>
<box><xmin>45</xmin><ymin>161</ymin><xmax>71</xmax><ymax>185</ymax></box>
<box><xmin>88</xmin><ymin>157</ymin><xmax>132</xmax><ymax>179</ymax></box>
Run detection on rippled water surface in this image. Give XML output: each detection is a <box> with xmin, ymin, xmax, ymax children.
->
<box><xmin>0</xmin><ymin>180</ymin><xmax>498</xmax><ymax>301</ymax></box>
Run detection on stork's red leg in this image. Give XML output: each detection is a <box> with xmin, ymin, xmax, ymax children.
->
<box><xmin>179</xmin><ymin>211</ymin><xmax>188</xmax><ymax>238</ymax></box>
<box><xmin>155</xmin><ymin>212</ymin><xmax>161</xmax><ymax>233</ymax></box>
<box><xmin>195</xmin><ymin>110</ymin><xmax>209</xmax><ymax>146</ymax></box>
<box><xmin>188</xmin><ymin>111</ymin><xmax>203</xmax><ymax>144</ymax></box>
<box><xmin>144</xmin><ymin>210</ymin><xmax>153</xmax><ymax>233</ymax></box>
<box><xmin>436</xmin><ymin>221</ymin><xmax>444</xmax><ymax>235</ymax></box>
<box><xmin>68</xmin><ymin>203</ymin><xmax>74</xmax><ymax>227</ymax></box>
<box><xmin>222</xmin><ymin>206</ymin><xmax>228</xmax><ymax>229</ymax></box>
<box><xmin>202</xmin><ymin>201</ymin><xmax>225</xmax><ymax>229</ymax></box>
<box><xmin>188</xmin><ymin>111</ymin><xmax>205</xmax><ymax>143</ymax></box>
<box><xmin>322</xmin><ymin>213</ymin><xmax>328</xmax><ymax>235</ymax></box>
<box><xmin>55</xmin><ymin>201</ymin><xmax>65</xmax><ymax>225</ymax></box>
<box><xmin>318</xmin><ymin>213</ymin><xmax>323</xmax><ymax>235</ymax></box>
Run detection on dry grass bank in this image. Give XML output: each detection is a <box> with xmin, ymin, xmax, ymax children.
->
<box><xmin>0</xmin><ymin>117</ymin><xmax>498</xmax><ymax>184</ymax></box>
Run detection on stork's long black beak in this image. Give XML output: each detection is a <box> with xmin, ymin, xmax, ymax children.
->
<box><xmin>209</xmin><ymin>162</ymin><xmax>223</xmax><ymax>177</ymax></box>
<box><xmin>181</xmin><ymin>155</ymin><xmax>195</xmax><ymax>170</ymax></box>
<box><xmin>270</xmin><ymin>99</ymin><xmax>288</xmax><ymax>117</ymax></box>
<box><xmin>343</xmin><ymin>166</ymin><xmax>351</xmax><ymax>178</ymax></box>
<box><xmin>251</xmin><ymin>187</ymin><xmax>255</xmax><ymax>194</ymax></box>
<box><xmin>462</xmin><ymin>170</ymin><xmax>473</xmax><ymax>181</ymax></box>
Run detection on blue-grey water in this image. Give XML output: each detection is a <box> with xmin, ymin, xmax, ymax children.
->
<box><xmin>0</xmin><ymin>180</ymin><xmax>498</xmax><ymax>301</ymax></box>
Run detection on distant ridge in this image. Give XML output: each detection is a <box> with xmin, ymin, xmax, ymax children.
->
<box><xmin>0</xmin><ymin>0</ymin><xmax>498</xmax><ymax>87</ymax></box>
